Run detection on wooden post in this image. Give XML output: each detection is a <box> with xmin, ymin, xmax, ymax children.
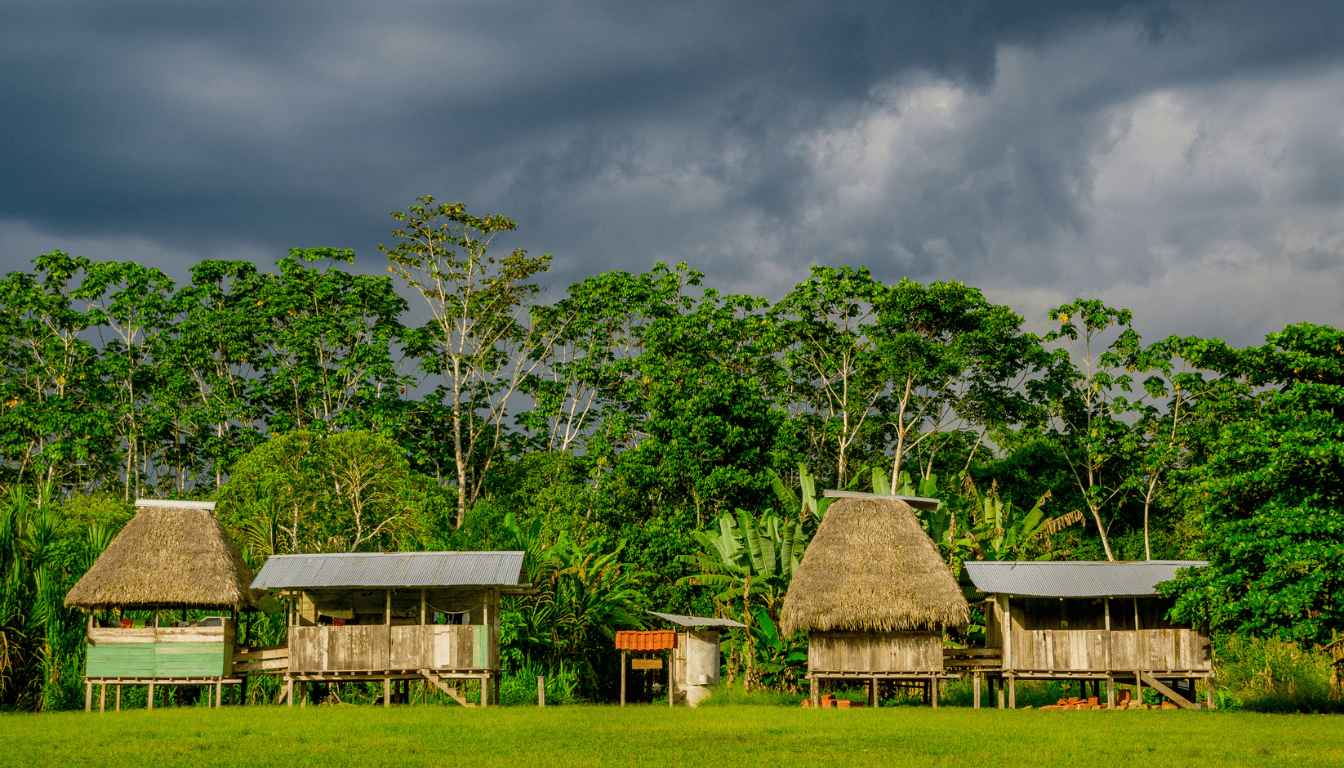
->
<box><xmin>385</xmin><ymin>589</ymin><xmax>392</xmax><ymax>675</ymax></box>
<box><xmin>1134</xmin><ymin>669</ymin><xmax>1142</xmax><ymax>706</ymax></box>
<box><xmin>810</xmin><ymin>675</ymin><xmax>819</xmax><ymax>708</ymax></box>
<box><xmin>383</xmin><ymin>677</ymin><xmax>391</xmax><ymax>707</ymax></box>
<box><xmin>930</xmin><ymin>676</ymin><xmax>938</xmax><ymax>708</ymax></box>
<box><xmin>1007</xmin><ymin>676</ymin><xmax>1016</xmax><ymax>709</ymax></box>
<box><xmin>115</xmin><ymin>685</ymin><xmax>122</xmax><ymax>711</ymax></box>
<box><xmin>620</xmin><ymin>651</ymin><xmax>627</xmax><ymax>707</ymax></box>
<box><xmin>300</xmin><ymin>681</ymin><xmax>307</xmax><ymax>708</ymax></box>
<box><xmin>870</xmin><ymin>675</ymin><xmax>878</xmax><ymax>708</ymax></box>
<box><xmin>215</xmin><ymin>681</ymin><xmax>223</xmax><ymax>708</ymax></box>
<box><xmin>99</xmin><ymin>683</ymin><xmax>106</xmax><ymax>712</ymax></box>
<box><xmin>148</xmin><ymin>682</ymin><xmax>155</xmax><ymax>710</ymax></box>
<box><xmin>1002</xmin><ymin>595</ymin><xmax>1013</xmax><ymax>671</ymax></box>
<box><xmin>480</xmin><ymin>675</ymin><xmax>489</xmax><ymax>708</ymax></box>
<box><xmin>85</xmin><ymin>680</ymin><xmax>92</xmax><ymax>712</ymax></box>
<box><xmin>420</xmin><ymin>588</ymin><xmax>426</xmax><ymax>625</ymax></box>
<box><xmin>285</xmin><ymin>678</ymin><xmax>293</xmax><ymax>707</ymax></box>
<box><xmin>1133</xmin><ymin>598</ymin><xmax>1140</xmax><ymax>631</ymax></box>
<box><xmin>1205</xmin><ymin>676</ymin><xmax>1216</xmax><ymax>709</ymax></box>
<box><xmin>973</xmin><ymin>673</ymin><xmax>981</xmax><ymax>709</ymax></box>
<box><xmin>1107</xmin><ymin>675</ymin><xmax>1115</xmax><ymax>707</ymax></box>
<box><xmin>538</xmin><ymin>676</ymin><xmax>546</xmax><ymax>708</ymax></box>
<box><xmin>667</xmin><ymin>650</ymin><xmax>674</xmax><ymax>708</ymax></box>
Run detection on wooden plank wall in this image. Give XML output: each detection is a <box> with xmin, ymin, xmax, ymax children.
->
<box><xmin>86</xmin><ymin>621</ymin><xmax>234</xmax><ymax>678</ymax></box>
<box><xmin>808</xmin><ymin>631</ymin><xmax>943</xmax><ymax>673</ymax></box>
<box><xmin>289</xmin><ymin>624</ymin><xmax>494</xmax><ymax>671</ymax></box>
<box><xmin>1006</xmin><ymin>628</ymin><xmax>1211</xmax><ymax>672</ymax></box>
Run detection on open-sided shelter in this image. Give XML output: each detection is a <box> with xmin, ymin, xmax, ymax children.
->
<box><xmin>959</xmin><ymin>560</ymin><xmax>1213</xmax><ymax>709</ymax></box>
<box><xmin>781</xmin><ymin>493</ymin><xmax>970</xmax><ymax>707</ymax></box>
<box><xmin>250</xmin><ymin>551</ymin><xmax>527</xmax><ymax>707</ymax></box>
<box><xmin>64</xmin><ymin>499</ymin><xmax>259</xmax><ymax>711</ymax></box>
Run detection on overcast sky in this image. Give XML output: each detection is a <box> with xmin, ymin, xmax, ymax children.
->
<box><xmin>2</xmin><ymin>0</ymin><xmax>1342</xmax><ymax>346</ymax></box>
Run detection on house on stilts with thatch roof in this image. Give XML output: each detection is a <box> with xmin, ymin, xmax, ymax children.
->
<box><xmin>64</xmin><ymin>499</ymin><xmax>263</xmax><ymax>712</ymax></box>
<box><xmin>781</xmin><ymin>491</ymin><xmax>970</xmax><ymax>708</ymax></box>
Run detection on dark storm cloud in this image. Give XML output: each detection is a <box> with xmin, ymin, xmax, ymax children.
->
<box><xmin>1</xmin><ymin>0</ymin><xmax>1342</xmax><ymax>345</ymax></box>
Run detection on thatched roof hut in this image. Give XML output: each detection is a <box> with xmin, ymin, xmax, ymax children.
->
<box><xmin>781</xmin><ymin>496</ymin><xmax>969</xmax><ymax>635</ymax></box>
<box><xmin>65</xmin><ymin>500</ymin><xmax>259</xmax><ymax>612</ymax></box>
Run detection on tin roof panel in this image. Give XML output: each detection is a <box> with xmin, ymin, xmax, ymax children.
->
<box><xmin>962</xmin><ymin>560</ymin><xmax>1207</xmax><ymax>598</ymax></box>
<box><xmin>250</xmin><ymin>551</ymin><xmax>524</xmax><ymax>589</ymax></box>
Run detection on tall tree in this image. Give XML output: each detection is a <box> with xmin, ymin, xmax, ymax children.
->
<box><xmin>381</xmin><ymin>197</ymin><xmax>566</xmax><ymax>527</ymax></box>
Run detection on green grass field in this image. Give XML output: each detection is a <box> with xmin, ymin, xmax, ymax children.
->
<box><xmin>3</xmin><ymin>705</ymin><xmax>1342</xmax><ymax>767</ymax></box>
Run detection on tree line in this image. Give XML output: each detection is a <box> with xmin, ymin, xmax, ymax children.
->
<box><xmin>0</xmin><ymin>196</ymin><xmax>1339</xmax><ymax>707</ymax></box>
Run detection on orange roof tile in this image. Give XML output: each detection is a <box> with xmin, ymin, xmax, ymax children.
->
<box><xmin>614</xmin><ymin>630</ymin><xmax>677</xmax><ymax>651</ymax></box>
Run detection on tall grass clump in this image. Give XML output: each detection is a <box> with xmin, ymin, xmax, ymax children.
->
<box><xmin>1214</xmin><ymin>634</ymin><xmax>1343</xmax><ymax>713</ymax></box>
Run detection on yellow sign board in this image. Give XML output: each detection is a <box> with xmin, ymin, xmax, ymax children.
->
<box><xmin>631</xmin><ymin>658</ymin><xmax>663</xmax><ymax>670</ymax></box>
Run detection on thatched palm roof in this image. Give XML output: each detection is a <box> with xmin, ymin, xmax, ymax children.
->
<box><xmin>65</xmin><ymin>501</ymin><xmax>259</xmax><ymax>612</ymax></box>
<box><xmin>781</xmin><ymin>497</ymin><xmax>969</xmax><ymax>635</ymax></box>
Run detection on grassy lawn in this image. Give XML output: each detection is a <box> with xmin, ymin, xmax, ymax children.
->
<box><xmin>4</xmin><ymin>705</ymin><xmax>1342</xmax><ymax>767</ymax></box>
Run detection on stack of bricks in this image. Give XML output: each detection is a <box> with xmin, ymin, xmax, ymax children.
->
<box><xmin>1039</xmin><ymin>690</ymin><xmax>1179</xmax><ymax>710</ymax></box>
<box><xmin>801</xmin><ymin>694</ymin><xmax>866</xmax><ymax>709</ymax></box>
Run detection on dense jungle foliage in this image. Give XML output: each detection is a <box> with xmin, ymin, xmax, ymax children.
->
<box><xmin>0</xmin><ymin>198</ymin><xmax>1340</xmax><ymax>709</ymax></box>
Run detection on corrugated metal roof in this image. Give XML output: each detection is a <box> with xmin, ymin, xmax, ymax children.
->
<box><xmin>821</xmin><ymin>490</ymin><xmax>940</xmax><ymax>512</ymax></box>
<box><xmin>135</xmin><ymin>499</ymin><xmax>216</xmax><ymax>510</ymax></box>
<box><xmin>250</xmin><ymin>551</ymin><xmax>524</xmax><ymax>589</ymax></box>
<box><xmin>647</xmin><ymin>611</ymin><xmax>747</xmax><ymax>629</ymax></box>
<box><xmin>963</xmin><ymin>560</ymin><xmax>1207</xmax><ymax>598</ymax></box>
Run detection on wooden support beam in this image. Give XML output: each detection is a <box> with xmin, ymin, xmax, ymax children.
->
<box><xmin>930</xmin><ymin>675</ymin><xmax>938</xmax><ymax>708</ymax></box>
<box><xmin>620</xmin><ymin>651</ymin><xmax>627</xmax><ymax>707</ymax></box>
<box><xmin>1140</xmin><ymin>673</ymin><xmax>1196</xmax><ymax>709</ymax></box>
<box><xmin>667</xmin><ymin>651</ymin><xmax>674</xmax><ymax>708</ymax></box>
<box><xmin>1107</xmin><ymin>675</ymin><xmax>1115</xmax><ymax>708</ymax></box>
<box><xmin>148</xmin><ymin>682</ymin><xmax>155</xmax><ymax>710</ymax></box>
<box><xmin>1206</xmin><ymin>677</ymin><xmax>1217</xmax><ymax>710</ymax></box>
<box><xmin>85</xmin><ymin>680</ymin><xmax>92</xmax><ymax>712</ymax></box>
<box><xmin>383</xmin><ymin>677</ymin><xmax>391</xmax><ymax>707</ymax></box>
<box><xmin>870</xmin><ymin>676</ymin><xmax>878</xmax><ymax>708</ymax></box>
<box><xmin>216</xmin><ymin>681</ymin><xmax>223</xmax><ymax>708</ymax></box>
<box><xmin>99</xmin><ymin>683</ymin><xmax>106</xmax><ymax>712</ymax></box>
<box><xmin>538</xmin><ymin>676</ymin><xmax>545</xmax><ymax>708</ymax></box>
<box><xmin>115</xmin><ymin>685</ymin><xmax>122</xmax><ymax>711</ymax></box>
<box><xmin>810</xmin><ymin>675</ymin><xmax>819</xmax><ymax>708</ymax></box>
<box><xmin>1008</xmin><ymin>676</ymin><xmax>1016</xmax><ymax>709</ymax></box>
<box><xmin>480</xmin><ymin>675</ymin><xmax>489</xmax><ymax>708</ymax></box>
<box><xmin>973</xmin><ymin>673</ymin><xmax>981</xmax><ymax>709</ymax></box>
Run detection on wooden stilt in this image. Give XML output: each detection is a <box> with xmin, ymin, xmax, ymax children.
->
<box><xmin>85</xmin><ymin>680</ymin><xmax>92</xmax><ymax>712</ymax></box>
<box><xmin>479</xmin><ymin>675</ymin><xmax>488</xmax><ymax>708</ymax></box>
<box><xmin>216</xmin><ymin>681</ymin><xmax>223</xmax><ymax>708</ymax></box>
<box><xmin>1107</xmin><ymin>675</ymin><xmax>1115</xmax><ymax>707</ymax></box>
<box><xmin>810</xmin><ymin>675</ymin><xmax>819</xmax><ymax>708</ymax></box>
<box><xmin>383</xmin><ymin>677</ymin><xmax>391</xmax><ymax>707</ymax></box>
<box><xmin>667</xmin><ymin>651</ymin><xmax>674</xmax><ymax>708</ymax></box>
<box><xmin>973</xmin><ymin>673</ymin><xmax>981</xmax><ymax>709</ymax></box>
<box><xmin>99</xmin><ymin>683</ymin><xmax>106</xmax><ymax>712</ymax></box>
<box><xmin>870</xmin><ymin>676</ymin><xmax>878</xmax><ymax>708</ymax></box>
<box><xmin>116</xmin><ymin>685</ymin><xmax>122</xmax><ymax>711</ymax></box>
<box><xmin>286</xmin><ymin>678</ymin><xmax>293</xmax><ymax>707</ymax></box>
<box><xmin>621</xmin><ymin>651</ymin><xmax>627</xmax><ymax>707</ymax></box>
<box><xmin>1134</xmin><ymin>669</ymin><xmax>1142</xmax><ymax>706</ymax></box>
<box><xmin>1007</xmin><ymin>676</ymin><xmax>1016</xmax><ymax>709</ymax></box>
<box><xmin>930</xmin><ymin>676</ymin><xmax>938</xmax><ymax>708</ymax></box>
<box><xmin>300</xmin><ymin>681</ymin><xmax>308</xmax><ymax>708</ymax></box>
<box><xmin>148</xmin><ymin>682</ymin><xmax>155</xmax><ymax>710</ymax></box>
<box><xmin>1205</xmin><ymin>676</ymin><xmax>1217</xmax><ymax>709</ymax></box>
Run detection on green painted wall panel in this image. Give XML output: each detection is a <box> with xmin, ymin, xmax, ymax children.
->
<box><xmin>86</xmin><ymin>644</ymin><xmax>154</xmax><ymax>677</ymax></box>
<box><xmin>85</xmin><ymin>642</ymin><xmax>228</xmax><ymax>678</ymax></box>
<box><xmin>472</xmin><ymin>625</ymin><xmax>489</xmax><ymax>669</ymax></box>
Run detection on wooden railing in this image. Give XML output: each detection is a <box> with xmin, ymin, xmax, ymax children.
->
<box><xmin>233</xmin><ymin>646</ymin><xmax>288</xmax><ymax>675</ymax></box>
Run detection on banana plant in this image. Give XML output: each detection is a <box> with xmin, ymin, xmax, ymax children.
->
<box><xmin>962</xmin><ymin>479</ymin><xmax>1083</xmax><ymax>562</ymax></box>
<box><xmin>872</xmin><ymin>466</ymin><xmax>955</xmax><ymax>546</ymax></box>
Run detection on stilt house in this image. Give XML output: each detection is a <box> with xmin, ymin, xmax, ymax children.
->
<box><xmin>64</xmin><ymin>500</ymin><xmax>260</xmax><ymax>711</ymax></box>
<box><xmin>249</xmin><ymin>551</ymin><xmax>526</xmax><ymax>707</ymax></box>
<box><xmin>960</xmin><ymin>560</ymin><xmax>1213</xmax><ymax>708</ymax></box>
<box><xmin>781</xmin><ymin>495</ymin><xmax>970</xmax><ymax>707</ymax></box>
